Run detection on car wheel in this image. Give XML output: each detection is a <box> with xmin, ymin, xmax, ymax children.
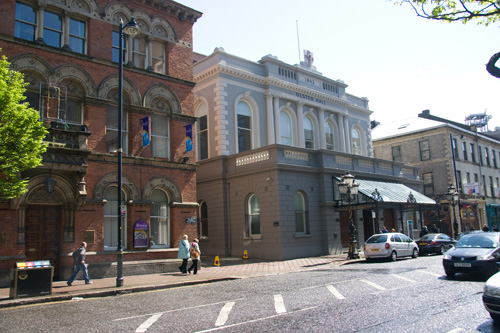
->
<box><xmin>389</xmin><ymin>251</ymin><xmax>397</xmax><ymax>262</ymax></box>
<box><xmin>438</xmin><ymin>245</ymin><xmax>445</xmax><ymax>255</ymax></box>
<box><xmin>445</xmin><ymin>270</ymin><xmax>455</xmax><ymax>278</ymax></box>
<box><xmin>491</xmin><ymin>313</ymin><xmax>500</xmax><ymax>324</ymax></box>
<box><xmin>411</xmin><ymin>248</ymin><xmax>418</xmax><ymax>258</ymax></box>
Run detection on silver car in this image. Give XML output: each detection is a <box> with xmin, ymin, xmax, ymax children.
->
<box><xmin>364</xmin><ymin>233</ymin><xmax>419</xmax><ymax>261</ymax></box>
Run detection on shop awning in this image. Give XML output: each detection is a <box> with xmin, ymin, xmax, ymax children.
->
<box><xmin>356</xmin><ymin>179</ymin><xmax>435</xmax><ymax>205</ymax></box>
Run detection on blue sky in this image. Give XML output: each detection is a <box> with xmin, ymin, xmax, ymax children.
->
<box><xmin>180</xmin><ymin>0</ymin><xmax>500</xmax><ymax>129</ymax></box>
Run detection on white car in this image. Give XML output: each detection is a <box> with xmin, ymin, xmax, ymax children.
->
<box><xmin>364</xmin><ymin>233</ymin><xmax>419</xmax><ymax>261</ymax></box>
<box><xmin>483</xmin><ymin>267</ymin><xmax>500</xmax><ymax>323</ymax></box>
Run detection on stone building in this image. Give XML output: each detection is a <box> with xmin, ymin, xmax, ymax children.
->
<box><xmin>193</xmin><ymin>48</ymin><xmax>435</xmax><ymax>260</ymax></box>
<box><xmin>372</xmin><ymin>110</ymin><xmax>500</xmax><ymax>236</ymax></box>
<box><xmin>0</xmin><ymin>0</ymin><xmax>202</xmax><ymax>286</ymax></box>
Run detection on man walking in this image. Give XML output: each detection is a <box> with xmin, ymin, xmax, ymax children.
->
<box><xmin>67</xmin><ymin>242</ymin><xmax>92</xmax><ymax>286</ymax></box>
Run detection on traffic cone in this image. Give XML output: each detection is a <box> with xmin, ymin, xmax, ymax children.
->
<box><xmin>242</xmin><ymin>250</ymin><xmax>249</xmax><ymax>259</ymax></box>
<box><xmin>214</xmin><ymin>256</ymin><xmax>220</xmax><ymax>266</ymax></box>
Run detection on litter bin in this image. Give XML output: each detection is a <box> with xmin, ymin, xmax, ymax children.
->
<box><xmin>10</xmin><ymin>261</ymin><xmax>53</xmax><ymax>299</ymax></box>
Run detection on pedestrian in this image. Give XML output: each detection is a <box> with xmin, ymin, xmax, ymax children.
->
<box><xmin>381</xmin><ymin>226</ymin><xmax>389</xmax><ymax>233</ymax></box>
<box><xmin>391</xmin><ymin>228</ymin><xmax>396</xmax><ymax>232</ymax></box>
<box><xmin>67</xmin><ymin>242</ymin><xmax>91</xmax><ymax>286</ymax></box>
<box><xmin>188</xmin><ymin>239</ymin><xmax>201</xmax><ymax>274</ymax></box>
<box><xmin>483</xmin><ymin>224</ymin><xmax>490</xmax><ymax>232</ymax></box>
<box><xmin>419</xmin><ymin>226</ymin><xmax>429</xmax><ymax>237</ymax></box>
<box><xmin>430</xmin><ymin>224</ymin><xmax>438</xmax><ymax>233</ymax></box>
<box><xmin>178</xmin><ymin>234</ymin><xmax>190</xmax><ymax>274</ymax></box>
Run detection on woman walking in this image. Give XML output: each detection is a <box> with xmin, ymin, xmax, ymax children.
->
<box><xmin>188</xmin><ymin>239</ymin><xmax>201</xmax><ymax>274</ymax></box>
<box><xmin>178</xmin><ymin>234</ymin><xmax>190</xmax><ymax>273</ymax></box>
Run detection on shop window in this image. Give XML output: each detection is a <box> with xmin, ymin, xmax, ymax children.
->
<box><xmin>15</xmin><ymin>2</ymin><xmax>36</xmax><ymax>41</ymax></box>
<box><xmin>237</xmin><ymin>101</ymin><xmax>252</xmax><ymax>153</ymax></box>
<box><xmin>245</xmin><ymin>194</ymin><xmax>260</xmax><ymax>237</ymax></box>
<box><xmin>150</xmin><ymin>189</ymin><xmax>169</xmax><ymax>248</ymax></box>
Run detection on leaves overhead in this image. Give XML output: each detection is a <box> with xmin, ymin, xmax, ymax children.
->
<box><xmin>396</xmin><ymin>0</ymin><xmax>500</xmax><ymax>26</ymax></box>
<box><xmin>0</xmin><ymin>50</ymin><xmax>47</xmax><ymax>199</ymax></box>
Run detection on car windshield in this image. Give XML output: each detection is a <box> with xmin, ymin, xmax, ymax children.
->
<box><xmin>367</xmin><ymin>235</ymin><xmax>387</xmax><ymax>243</ymax></box>
<box><xmin>456</xmin><ymin>234</ymin><xmax>499</xmax><ymax>248</ymax></box>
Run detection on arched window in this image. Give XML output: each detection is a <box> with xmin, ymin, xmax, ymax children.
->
<box><xmin>304</xmin><ymin>116</ymin><xmax>315</xmax><ymax>149</ymax></box>
<box><xmin>199</xmin><ymin>201</ymin><xmax>208</xmax><ymax>238</ymax></box>
<box><xmin>294</xmin><ymin>192</ymin><xmax>309</xmax><ymax>234</ymax></box>
<box><xmin>151</xmin><ymin>113</ymin><xmax>169</xmax><ymax>159</ymax></box>
<box><xmin>245</xmin><ymin>194</ymin><xmax>260</xmax><ymax>237</ymax></box>
<box><xmin>103</xmin><ymin>186</ymin><xmax>127</xmax><ymax>250</ymax></box>
<box><xmin>196</xmin><ymin>103</ymin><xmax>208</xmax><ymax>160</ymax></box>
<box><xmin>280</xmin><ymin>110</ymin><xmax>293</xmax><ymax>145</ymax></box>
<box><xmin>150</xmin><ymin>189</ymin><xmax>169</xmax><ymax>248</ymax></box>
<box><xmin>352</xmin><ymin>128</ymin><xmax>362</xmax><ymax>155</ymax></box>
<box><xmin>237</xmin><ymin>101</ymin><xmax>252</xmax><ymax>152</ymax></box>
<box><xmin>106</xmin><ymin>91</ymin><xmax>129</xmax><ymax>154</ymax></box>
<box><xmin>325</xmin><ymin>122</ymin><xmax>335</xmax><ymax>150</ymax></box>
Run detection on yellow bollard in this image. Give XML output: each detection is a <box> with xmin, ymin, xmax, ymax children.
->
<box><xmin>214</xmin><ymin>256</ymin><xmax>220</xmax><ymax>266</ymax></box>
<box><xmin>242</xmin><ymin>250</ymin><xmax>249</xmax><ymax>259</ymax></box>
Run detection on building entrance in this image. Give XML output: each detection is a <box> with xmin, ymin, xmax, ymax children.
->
<box><xmin>25</xmin><ymin>205</ymin><xmax>62</xmax><ymax>279</ymax></box>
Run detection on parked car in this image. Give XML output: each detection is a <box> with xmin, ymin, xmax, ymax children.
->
<box><xmin>442</xmin><ymin>232</ymin><xmax>500</xmax><ymax>278</ymax></box>
<box><xmin>483</xmin><ymin>266</ymin><xmax>500</xmax><ymax>323</ymax></box>
<box><xmin>415</xmin><ymin>233</ymin><xmax>457</xmax><ymax>255</ymax></box>
<box><xmin>364</xmin><ymin>233</ymin><xmax>419</xmax><ymax>261</ymax></box>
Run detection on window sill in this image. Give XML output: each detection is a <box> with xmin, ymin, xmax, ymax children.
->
<box><xmin>294</xmin><ymin>233</ymin><xmax>312</xmax><ymax>238</ymax></box>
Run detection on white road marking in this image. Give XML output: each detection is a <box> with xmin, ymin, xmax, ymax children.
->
<box><xmin>327</xmin><ymin>285</ymin><xmax>346</xmax><ymax>299</ymax></box>
<box><xmin>135</xmin><ymin>314</ymin><xmax>162</xmax><ymax>333</ymax></box>
<box><xmin>446</xmin><ymin>328</ymin><xmax>465</xmax><ymax>333</ymax></box>
<box><xmin>274</xmin><ymin>294</ymin><xmax>287</xmax><ymax>314</ymax></box>
<box><xmin>390</xmin><ymin>274</ymin><xmax>416</xmax><ymax>283</ymax></box>
<box><xmin>418</xmin><ymin>270</ymin><xmax>441</xmax><ymax>277</ymax></box>
<box><xmin>215</xmin><ymin>302</ymin><xmax>235</xmax><ymax>327</ymax></box>
<box><xmin>360</xmin><ymin>279</ymin><xmax>386</xmax><ymax>291</ymax></box>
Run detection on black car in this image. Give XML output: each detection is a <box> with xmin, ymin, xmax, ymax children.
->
<box><xmin>416</xmin><ymin>233</ymin><xmax>456</xmax><ymax>255</ymax></box>
<box><xmin>442</xmin><ymin>232</ymin><xmax>500</xmax><ymax>277</ymax></box>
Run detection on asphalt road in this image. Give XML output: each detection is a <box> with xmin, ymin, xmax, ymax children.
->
<box><xmin>0</xmin><ymin>255</ymin><xmax>497</xmax><ymax>332</ymax></box>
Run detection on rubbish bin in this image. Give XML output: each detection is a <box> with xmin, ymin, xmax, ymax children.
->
<box><xmin>10</xmin><ymin>261</ymin><xmax>53</xmax><ymax>299</ymax></box>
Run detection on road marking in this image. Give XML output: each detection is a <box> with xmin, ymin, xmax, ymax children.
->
<box><xmin>215</xmin><ymin>302</ymin><xmax>235</xmax><ymax>327</ymax></box>
<box><xmin>360</xmin><ymin>279</ymin><xmax>386</xmax><ymax>291</ymax></box>
<box><xmin>390</xmin><ymin>274</ymin><xmax>416</xmax><ymax>283</ymax></box>
<box><xmin>327</xmin><ymin>285</ymin><xmax>345</xmax><ymax>299</ymax></box>
<box><xmin>136</xmin><ymin>314</ymin><xmax>162</xmax><ymax>333</ymax></box>
<box><xmin>195</xmin><ymin>306</ymin><xmax>318</xmax><ymax>332</ymax></box>
<box><xmin>446</xmin><ymin>328</ymin><xmax>465</xmax><ymax>333</ymax></box>
<box><xmin>418</xmin><ymin>270</ymin><xmax>441</xmax><ymax>277</ymax></box>
<box><xmin>274</xmin><ymin>294</ymin><xmax>286</xmax><ymax>314</ymax></box>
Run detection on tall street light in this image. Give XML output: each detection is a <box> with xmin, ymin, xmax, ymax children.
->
<box><xmin>447</xmin><ymin>184</ymin><xmax>459</xmax><ymax>240</ymax></box>
<box><xmin>337</xmin><ymin>172</ymin><xmax>360</xmax><ymax>259</ymax></box>
<box><xmin>116</xmin><ymin>17</ymin><xmax>140</xmax><ymax>288</ymax></box>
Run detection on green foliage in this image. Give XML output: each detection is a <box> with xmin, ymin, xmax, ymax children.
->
<box><xmin>396</xmin><ymin>0</ymin><xmax>500</xmax><ymax>26</ymax></box>
<box><xmin>0</xmin><ymin>51</ymin><xmax>47</xmax><ymax>199</ymax></box>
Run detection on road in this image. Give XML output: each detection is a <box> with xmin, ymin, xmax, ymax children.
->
<box><xmin>0</xmin><ymin>255</ymin><xmax>498</xmax><ymax>332</ymax></box>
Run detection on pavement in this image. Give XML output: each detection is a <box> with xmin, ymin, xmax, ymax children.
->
<box><xmin>0</xmin><ymin>253</ymin><xmax>364</xmax><ymax>309</ymax></box>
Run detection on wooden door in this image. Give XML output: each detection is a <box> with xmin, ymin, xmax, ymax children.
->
<box><xmin>25</xmin><ymin>205</ymin><xmax>61</xmax><ymax>277</ymax></box>
<box><xmin>383</xmin><ymin>209</ymin><xmax>396</xmax><ymax>232</ymax></box>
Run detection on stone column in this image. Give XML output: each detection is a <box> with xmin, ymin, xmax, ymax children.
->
<box><xmin>265</xmin><ymin>93</ymin><xmax>275</xmax><ymax>145</ymax></box>
<box><xmin>297</xmin><ymin>102</ymin><xmax>305</xmax><ymax>148</ymax></box>
<box><xmin>62</xmin><ymin>13</ymin><xmax>70</xmax><ymax>50</ymax></box>
<box><xmin>344</xmin><ymin>116</ymin><xmax>351</xmax><ymax>154</ymax></box>
<box><xmin>36</xmin><ymin>6</ymin><xmax>45</xmax><ymax>43</ymax></box>
<box><xmin>273</xmin><ymin>95</ymin><xmax>281</xmax><ymax>144</ymax></box>
<box><xmin>319</xmin><ymin>108</ymin><xmax>326</xmax><ymax>149</ymax></box>
<box><xmin>339</xmin><ymin>114</ymin><xmax>346</xmax><ymax>152</ymax></box>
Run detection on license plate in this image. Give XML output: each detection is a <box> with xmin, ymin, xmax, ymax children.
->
<box><xmin>419</xmin><ymin>243</ymin><xmax>426</xmax><ymax>246</ymax></box>
<box><xmin>370</xmin><ymin>249</ymin><xmax>379</xmax><ymax>252</ymax></box>
<box><xmin>454</xmin><ymin>262</ymin><xmax>471</xmax><ymax>268</ymax></box>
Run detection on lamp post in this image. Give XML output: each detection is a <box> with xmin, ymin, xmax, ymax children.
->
<box><xmin>447</xmin><ymin>184</ymin><xmax>459</xmax><ymax>239</ymax></box>
<box><xmin>116</xmin><ymin>17</ymin><xmax>140</xmax><ymax>288</ymax></box>
<box><xmin>337</xmin><ymin>172</ymin><xmax>360</xmax><ymax>259</ymax></box>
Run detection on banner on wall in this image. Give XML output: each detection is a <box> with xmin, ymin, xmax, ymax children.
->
<box><xmin>141</xmin><ymin>117</ymin><xmax>150</xmax><ymax>147</ymax></box>
<box><xmin>185</xmin><ymin>124</ymin><xmax>193</xmax><ymax>152</ymax></box>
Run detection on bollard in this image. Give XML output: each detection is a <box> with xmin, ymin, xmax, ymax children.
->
<box><xmin>242</xmin><ymin>250</ymin><xmax>249</xmax><ymax>259</ymax></box>
<box><xmin>214</xmin><ymin>256</ymin><xmax>220</xmax><ymax>266</ymax></box>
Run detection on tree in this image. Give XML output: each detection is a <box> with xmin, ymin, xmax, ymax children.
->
<box><xmin>0</xmin><ymin>50</ymin><xmax>47</xmax><ymax>199</ymax></box>
<box><xmin>396</xmin><ymin>0</ymin><xmax>500</xmax><ymax>77</ymax></box>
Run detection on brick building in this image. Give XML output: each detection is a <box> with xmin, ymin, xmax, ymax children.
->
<box><xmin>0</xmin><ymin>0</ymin><xmax>201</xmax><ymax>286</ymax></box>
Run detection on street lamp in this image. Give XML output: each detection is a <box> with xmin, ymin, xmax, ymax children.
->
<box><xmin>337</xmin><ymin>172</ymin><xmax>360</xmax><ymax>259</ymax></box>
<box><xmin>116</xmin><ymin>17</ymin><xmax>140</xmax><ymax>288</ymax></box>
<box><xmin>446</xmin><ymin>184</ymin><xmax>459</xmax><ymax>239</ymax></box>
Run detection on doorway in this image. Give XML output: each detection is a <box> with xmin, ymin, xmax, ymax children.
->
<box><xmin>25</xmin><ymin>205</ymin><xmax>62</xmax><ymax>279</ymax></box>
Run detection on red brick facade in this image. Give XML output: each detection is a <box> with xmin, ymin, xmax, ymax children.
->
<box><xmin>0</xmin><ymin>0</ymin><xmax>202</xmax><ymax>285</ymax></box>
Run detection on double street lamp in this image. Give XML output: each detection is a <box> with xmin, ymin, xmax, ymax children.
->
<box><xmin>337</xmin><ymin>172</ymin><xmax>360</xmax><ymax>260</ymax></box>
<box><xmin>116</xmin><ymin>17</ymin><xmax>140</xmax><ymax>288</ymax></box>
<box><xmin>446</xmin><ymin>184</ymin><xmax>460</xmax><ymax>239</ymax></box>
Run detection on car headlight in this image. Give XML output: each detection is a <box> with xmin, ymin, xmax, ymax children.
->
<box><xmin>478</xmin><ymin>255</ymin><xmax>495</xmax><ymax>261</ymax></box>
<box><xmin>443</xmin><ymin>253</ymin><xmax>452</xmax><ymax>260</ymax></box>
<box><xmin>485</xmin><ymin>284</ymin><xmax>500</xmax><ymax>297</ymax></box>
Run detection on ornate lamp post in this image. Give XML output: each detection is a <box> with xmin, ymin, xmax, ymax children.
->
<box><xmin>446</xmin><ymin>184</ymin><xmax>459</xmax><ymax>239</ymax></box>
<box><xmin>116</xmin><ymin>17</ymin><xmax>140</xmax><ymax>288</ymax></box>
<box><xmin>337</xmin><ymin>172</ymin><xmax>360</xmax><ymax>259</ymax></box>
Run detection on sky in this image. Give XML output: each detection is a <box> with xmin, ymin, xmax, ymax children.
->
<box><xmin>179</xmin><ymin>0</ymin><xmax>500</xmax><ymax>129</ymax></box>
